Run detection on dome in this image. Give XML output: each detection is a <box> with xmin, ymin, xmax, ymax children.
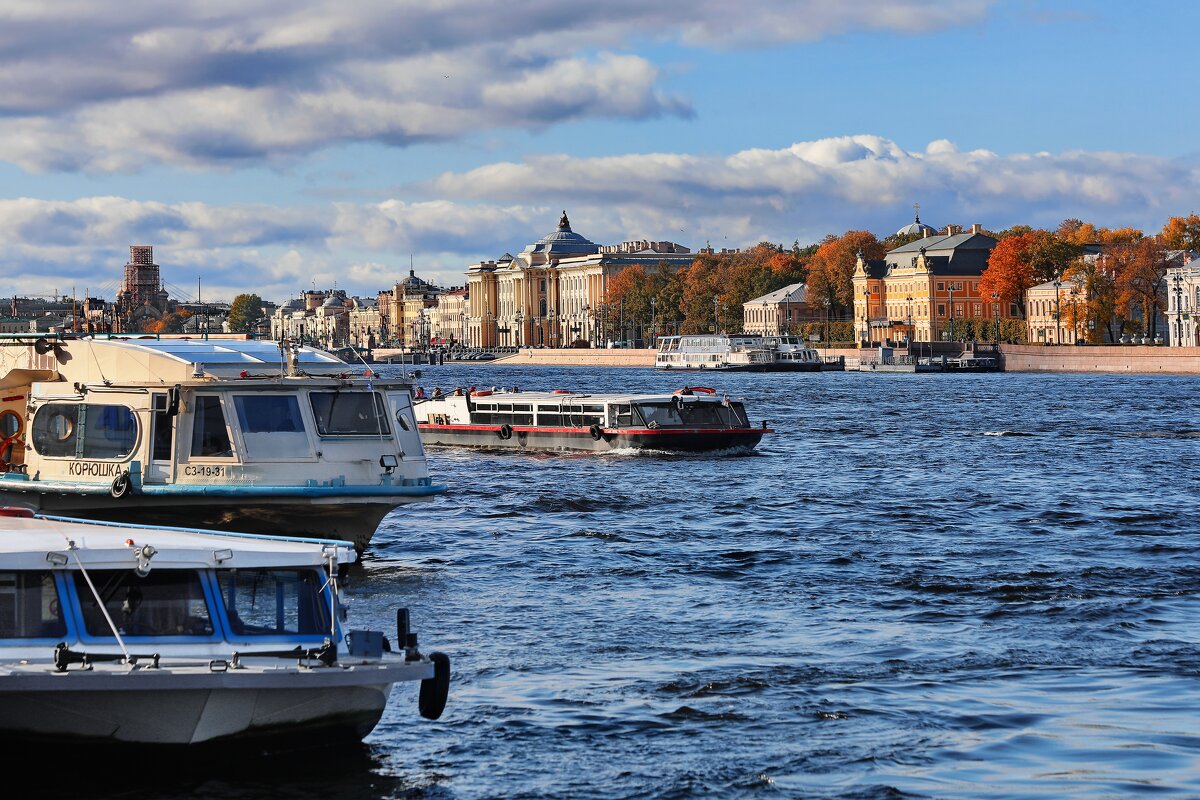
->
<box><xmin>897</xmin><ymin>207</ymin><xmax>936</xmax><ymax>238</ymax></box>
<box><xmin>321</xmin><ymin>295</ymin><xmax>343</xmax><ymax>308</ymax></box>
<box><xmin>526</xmin><ymin>210</ymin><xmax>598</xmax><ymax>257</ymax></box>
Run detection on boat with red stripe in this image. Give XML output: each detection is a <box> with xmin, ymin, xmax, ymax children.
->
<box><xmin>415</xmin><ymin>386</ymin><xmax>770</xmax><ymax>453</ymax></box>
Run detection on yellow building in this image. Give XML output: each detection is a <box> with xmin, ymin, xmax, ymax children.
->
<box><xmin>1026</xmin><ymin>278</ymin><xmax>1088</xmax><ymax>345</ymax></box>
<box><xmin>852</xmin><ymin>222</ymin><xmax>1012</xmax><ymax>346</ymax></box>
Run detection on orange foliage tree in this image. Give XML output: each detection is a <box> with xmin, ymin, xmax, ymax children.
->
<box><xmin>1159</xmin><ymin>213</ymin><xmax>1200</xmax><ymax>253</ymax></box>
<box><xmin>805</xmin><ymin>231</ymin><xmax>884</xmax><ymax>322</ymax></box>
<box><xmin>980</xmin><ymin>230</ymin><xmax>1082</xmax><ymax>316</ymax></box>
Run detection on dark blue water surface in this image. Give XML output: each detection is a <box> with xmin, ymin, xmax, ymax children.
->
<box><xmin>100</xmin><ymin>367</ymin><xmax>1200</xmax><ymax>799</ymax></box>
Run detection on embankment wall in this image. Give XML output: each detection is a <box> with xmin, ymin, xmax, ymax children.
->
<box><xmin>999</xmin><ymin>344</ymin><xmax>1200</xmax><ymax>374</ymax></box>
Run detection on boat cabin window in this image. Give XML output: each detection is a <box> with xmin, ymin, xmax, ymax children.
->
<box><xmin>310</xmin><ymin>392</ymin><xmax>391</xmax><ymax>437</ymax></box>
<box><xmin>0</xmin><ymin>571</ymin><xmax>66</xmax><ymax>639</ymax></box>
<box><xmin>471</xmin><ymin>402</ymin><xmax>533</xmax><ymax>426</ymax></box>
<box><xmin>31</xmin><ymin>403</ymin><xmax>138</xmax><ymax>460</ymax></box>
<box><xmin>151</xmin><ymin>394</ymin><xmax>173</xmax><ymax>462</ymax></box>
<box><xmin>74</xmin><ymin>570</ymin><xmax>214</xmax><ymax>638</ymax></box>
<box><xmin>218</xmin><ymin>568</ymin><xmax>331</xmax><ymax>636</ymax></box>
<box><xmin>233</xmin><ymin>395</ymin><xmax>311</xmax><ymax>458</ymax></box>
<box><xmin>0</xmin><ymin>410</ymin><xmax>19</xmax><ymax>438</ymax></box>
<box><xmin>615</xmin><ymin>404</ymin><xmax>633</xmax><ymax>426</ymax></box>
<box><xmin>190</xmin><ymin>395</ymin><xmax>233</xmax><ymax>458</ymax></box>
<box><xmin>634</xmin><ymin>401</ymin><xmax>747</xmax><ymax>428</ymax></box>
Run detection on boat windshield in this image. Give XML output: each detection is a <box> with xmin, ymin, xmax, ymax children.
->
<box><xmin>74</xmin><ymin>570</ymin><xmax>214</xmax><ymax>638</ymax></box>
<box><xmin>0</xmin><ymin>571</ymin><xmax>67</xmax><ymax>639</ymax></box>
<box><xmin>634</xmin><ymin>401</ymin><xmax>748</xmax><ymax>428</ymax></box>
<box><xmin>310</xmin><ymin>392</ymin><xmax>391</xmax><ymax>437</ymax></box>
<box><xmin>218</xmin><ymin>568</ymin><xmax>331</xmax><ymax>637</ymax></box>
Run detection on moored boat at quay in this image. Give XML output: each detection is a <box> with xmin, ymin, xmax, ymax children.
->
<box><xmin>761</xmin><ymin>335</ymin><xmax>823</xmax><ymax>371</ymax></box>
<box><xmin>416</xmin><ymin>386</ymin><xmax>770</xmax><ymax>452</ymax></box>
<box><xmin>655</xmin><ymin>334</ymin><xmax>776</xmax><ymax>371</ymax></box>
<box><xmin>0</xmin><ymin>508</ymin><xmax>449</xmax><ymax>757</ymax></box>
<box><xmin>0</xmin><ymin>334</ymin><xmax>445</xmax><ymax>553</ymax></box>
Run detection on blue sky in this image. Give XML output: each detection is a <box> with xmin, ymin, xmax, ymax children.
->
<box><xmin>1</xmin><ymin>0</ymin><xmax>1197</xmax><ymax>303</ymax></box>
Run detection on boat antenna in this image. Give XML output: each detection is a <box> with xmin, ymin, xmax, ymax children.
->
<box><xmin>61</xmin><ymin>536</ymin><xmax>132</xmax><ymax>662</ymax></box>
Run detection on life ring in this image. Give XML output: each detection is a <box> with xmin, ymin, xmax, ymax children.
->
<box><xmin>0</xmin><ymin>434</ymin><xmax>18</xmax><ymax>470</ymax></box>
<box><xmin>551</xmin><ymin>390</ymin><xmax>572</xmax><ymax>394</ymax></box>
<box><xmin>589</xmin><ymin>423</ymin><xmax>603</xmax><ymax>441</ymax></box>
<box><xmin>418</xmin><ymin>651</ymin><xmax>451</xmax><ymax>720</ymax></box>
<box><xmin>674</xmin><ymin>387</ymin><xmax>716</xmax><ymax>395</ymax></box>
<box><xmin>110</xmin><ymin>471</ymin><xmax>132</xmax><ymax>499</ymax></box>
<box><xmin>473</xmin><ymin>390</ymin><xmax>492</xmax><ymax>397</ymax></box>
<box><xmin>498</xmin><ymin>424</ymin><xmax>513</xmax><ymax>440</ymax></box>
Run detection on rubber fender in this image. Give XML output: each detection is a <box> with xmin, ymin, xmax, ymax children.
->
<box><xmin>110</xmin><ymin>472</ymin><xmax>132</xmax><ymax>499</ymax></box>
<box><xmin>589</xmin><ymin>423</ymin><xmax>603</xmax><ymax>441</ymax></box>
<box><xmin>498</xmin><ymin>424</ymin><xmax>513</xmax><ymax>440</ymax></box>
<box><xmin>419</xmin><ymin>651</ymin><xmax>451</xmax><ymax>720</ymax></box>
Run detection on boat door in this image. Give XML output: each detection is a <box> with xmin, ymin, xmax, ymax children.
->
<box><xmin>385</xmin><ymin>391</ymin><xmax>424</xmax><ymax>458</ymax></box>
<box><xmin>144</xmin><ymin>389</ymin><xmax>177</xmax><ymax>484</ymax></box>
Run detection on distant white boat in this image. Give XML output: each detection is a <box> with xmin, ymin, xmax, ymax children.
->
<box><xmin>0</xmin><ymin>334</ymin><xmax>445</xmax><ymax>552</ymax></box>
<box><xmin>761</xmin><ymin>335</ymin><xmax>823</xmax><ymax>371</ymax></box>
<box><xmin>654</xmin><ymin>335</ymin><xmax>776</xmax><ymax>371</ymax></box>
<box><xmin>0</xmin><ymin>508</ymin><xmax>450</xmax><ymax>753</ymax></box>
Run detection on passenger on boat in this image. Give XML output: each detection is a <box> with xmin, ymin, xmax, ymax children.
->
<box><xmin>432</xmin><ymin>387</ymin><xmax>443</xmax><ymax>399</ymax></box>
<box><xmin>413</xmin><ymin>386</ymin><xmax>426</xmax><ymax>399</ymax></box>
<box><xmin>453</xmin><ymin>388</ymin><xmax>464</xmax><ymax>396</ymax></box>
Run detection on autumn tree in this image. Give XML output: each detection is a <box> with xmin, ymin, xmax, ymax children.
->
<box><xmin>1111</xmin><ymin>238</ymin><xmax>1180</xmax><ymax>340</ymax></box>
<box><xmin>806</xmin><ymin>231</ymin><xmax>884</xmax><ymax>321</ymax></box>
<box><xmin>979</xmin><ymin>230</ymin><xmax>1082</xmax><ymax>316</ymax></box>
<box><xmin>227</xmin><ymin>293</ymin><xmax>264</xmax><ymax>333</ymax></box>
<box><xmin>1160</xmin><ymin>213</ymin><xmax>1200</xmax><ymax>253</ymax></box>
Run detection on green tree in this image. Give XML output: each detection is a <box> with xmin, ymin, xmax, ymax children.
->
<box><xmin>227</xmin><ymin>293</ymin><xmax>264</xmax><ymax>333</ymax></box>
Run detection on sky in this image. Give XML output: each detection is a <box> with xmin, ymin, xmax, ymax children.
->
<box><xmin>2</xmin><ymin>0</ymin><xmax>1198</xmax><ymax>304</ymax></box>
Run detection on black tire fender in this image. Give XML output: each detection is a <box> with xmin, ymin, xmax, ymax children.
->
<box><xmin>419</xmin><ymin>651</ymin><xmax>451</xmax><ymax>720</ymax></box>
<box><xmin>498</xmin><ymin>424</ymin><xmax>513</xmax><ymax>440</ymax></box>
<box><xmin>110</xmin><ymin>471</ymin><xmax>132</xmax><ymax>499</ymax></box>
<box><xmin>589</xmin><ymin>423</ymin><xmax>604</xmax><ymax>441</ymax></box>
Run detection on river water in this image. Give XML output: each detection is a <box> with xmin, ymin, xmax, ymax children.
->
<box><xmin>93</xmin><ymin>366</ymin><xmax>1200</xmax><ymax>799</ymax></box>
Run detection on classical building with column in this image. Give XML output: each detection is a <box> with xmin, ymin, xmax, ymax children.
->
<box><xmin>465</xmin><ymin>211</ymin><xmax>692</xmax><ymax>348</ymax></box>
<box><xmin>1165</xmin><ymin>257</ymin><xmax>1200</xmax><ymax>346</ymax></box>
<box><xmin>742</xmin><ymin>283</ymin><xmax>811</xmax><ymax>335</ymax></box>
<box><xmin>852</xmin><ymin>222</ymin><xmax>1004</xmax><ymax>346</ymax></box>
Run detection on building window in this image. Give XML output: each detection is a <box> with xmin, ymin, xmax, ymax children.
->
<box><xmin>937</xmin><ymin>304</ymin><xmax>946</xmax><ymax>317</ymax></box>
<box><xmin>937</xmin><ymin>282</ymin><xmax>944</xmax><ymax>291</ymax></box>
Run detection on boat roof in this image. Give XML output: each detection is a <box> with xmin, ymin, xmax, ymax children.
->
<box><xmin>2</xmin><ymin>336</ymin><xmax>389</xmax><ymax>384</ymax></box>
<box><xmin>0</xmin><ymin>514</ymin><xmax>357</xmax><ymax>570</ymax></box>
<box><xmin>421</xmin><ymin>389</ymin><xmax>741</xmax><ymax>404</ymax></box>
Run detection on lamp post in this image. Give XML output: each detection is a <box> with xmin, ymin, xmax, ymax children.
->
<box><xmin>712</xmin><ymin>295</ymin><xmax>719</xmax><ymax>334</ymax></box>
<box><xmin>945</xmin><ymin>282</ymin><xmax>956</xmax><ymax>341</ymax></box>
<box><xmin>650</xmin><ymin>297</ymin><xmax>657</xmax><ymax>348</ymax></box>
<box><xmin>547</xmin><ymin>305</ymin><xmax>556</xmax><ymax>348</ymax></box>
<box><xmin>1052</xmin><ymin>279</ymin><xmax>1062</xmax><ymax>345</ymax></box>
<box><xmin>762</xmin><ymin>301</ymin><xmax>770</xmax><ymax>336</ymax></box>
<box><xmin>861</xmin><ymin>287</ymin><xmax>871</xmax><ymax>346</ymax></box>
<box><xmin>990</xmin><ymin>292</ymin><xmax>1000</xmax><ymax>343</ymax></box>
<box><xmin>514</xmin><ymin>309</ymin><xmax>524</xmax><ymax>348</ymax></box>
<box><xmin>1172</xmin><ymin>272</ymin><xmax>1184</xmax><ymax>347</ymax></box>
<box><xmin>904</xmin><ymin>295</ymin><xmax>913</xmax><ymax>348</ymax></box>
<box><xmin>784</xmin><ymin>290</ymin><xmax>791</xmax><ymax>337</ymax></box>
<box><xmin>581</xmin><ymin>304</ymin><xmax>589</xmax><ymax>348</ymax></box>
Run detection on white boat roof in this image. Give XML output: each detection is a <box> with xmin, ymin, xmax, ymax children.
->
<box><xmin>0</xmin><ymin>515</ymin><xmax>356</xmax><ymax>570</ymax></box>
<box><xmin>423</xmin><ymin>389</ymin><xmax>740</xmax><ymax>403</ymax></box>
<box><xmin>2</xmin><ymin>336</ymin><xmax>378</xmax><ymax>384</ymax></box>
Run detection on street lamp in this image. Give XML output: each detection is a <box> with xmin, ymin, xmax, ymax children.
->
<box><xmin>762</xmin><ymin>301</ymin><xmax>770</xmax><ymax>336</ymax></box>
<box><xmin>1052</xmin><ymin>279</ymin><xmax>1062</xmax><ymax>345</ymax></box>
<box><xmin>905</xmin><ymin>295</ymin><xmax>913</xmax><ymax>347</ymax></box>
<box><xmin>712</xmin><ymin>295</ymin><xmax>719</xmax><ymax>333</ymax></box>
<box><xmin>514</xmin><ymin>309</ymin><xmax>524</xmax><ymax>348</ymax></box>
<box><xmin>990</xmin><ymin>292</ymin><xmax>1000</xmax><ymax>342</ymax></box>
<box><xmin>861</xmin><ymin>287</ymin><xmax>871</xmax><ymax>346</ymax></box>
<box><xmin>547</xmin><ymin>305</ymin><xmax>555</xmax><ymax>348</ymax></box>
<box><xmin>581</xmin><ymin>304</ymin><xmax>590</xmax><ymax>347</ymax></box>
<box><xmin>1172</xmin><ymin>272</ymin><xmax>1184</xmax><ymax>347</ymax></box>
<box><xmin>650</xmin><ymin>297</ymin><xmax>657</xmax><ymax>347</ymax></box>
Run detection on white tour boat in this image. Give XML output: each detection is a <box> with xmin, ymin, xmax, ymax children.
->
<box><xmin>416</xmin><ymin>385</ymin><xmax>770</xmax><ymax>452</ymax></box>
<box><xmin>0</xmin><ymin>334</ymin><xmax>443</xmax><ymax>552</ymax></box>
<box><xmin>654</xmin><ymin>335</ymin><xmax>776</xmax><ymax>371</ymax></box>
<box><xmin>0</xmin><ymin>508</ymin><xmax>450</xmax><ymax>755</ymax></box>
<box><xmin>761</xmin><ymin>335</ymin><xmax>823</xmax><ymax>371</ymax></box>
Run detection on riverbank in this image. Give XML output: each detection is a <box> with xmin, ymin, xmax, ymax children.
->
<box><xmin>488</xmin><ymin>344</ymin><xmax>1200</xmax><ymax>374</ymax></box>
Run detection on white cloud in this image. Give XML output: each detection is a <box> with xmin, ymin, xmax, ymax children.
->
<box><xmin>4</xmin><ymin>135</ymin><xmax>1197</xmax><ymax>301</ymax></box>
<box><xmin>0</xmin><ymin>0</ymin><xmax>992</xmax><ymax>171</ymax></box>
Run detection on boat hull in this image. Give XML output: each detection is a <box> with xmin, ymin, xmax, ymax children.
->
<box><xmin>419</xmin><ymin>425</ymin><xmax>766</xmax><ymax>453</ymax></box>
<box><xmin>0</xmin><ymin>659</ymin><xmax>430</xmax><ymax>748</ymax></box>
<box><xmin>0</xmin><ymin>491</ymin><xmax>428</xmax><ymax>552</ymax></box>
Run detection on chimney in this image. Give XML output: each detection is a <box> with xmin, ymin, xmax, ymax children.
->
<box><xmin>970</xmin><ymin>223</ymin><xmax>983</xmax><ymax>234</ymax></box>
